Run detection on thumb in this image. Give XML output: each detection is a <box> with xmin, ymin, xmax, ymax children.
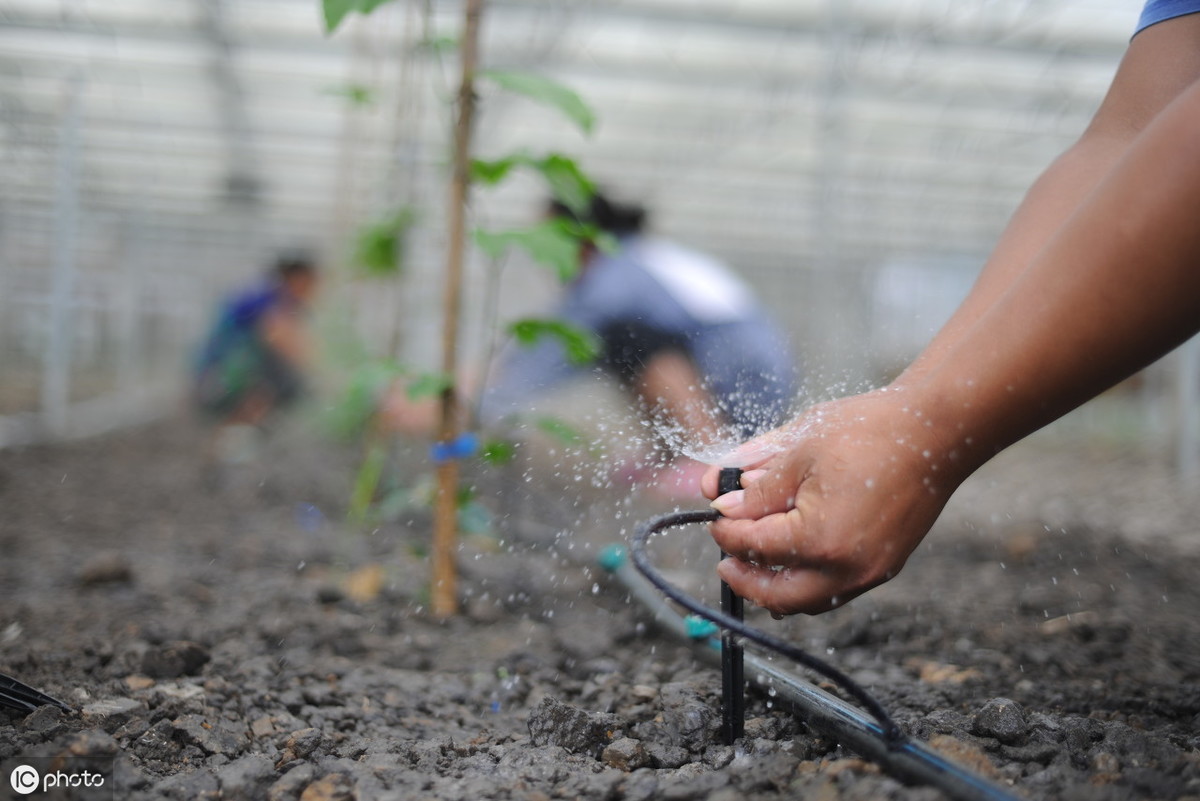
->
<box><xmin>702</xmin><ymin>425</ymin><xmax>798</xmax><ymax>499</ymax></box>
<box><xmin>710</xmin><ymin>462</ymin><xmax>798</xmax><ymax>520</ymax></box>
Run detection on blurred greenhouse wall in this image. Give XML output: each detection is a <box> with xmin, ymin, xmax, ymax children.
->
<box><xmin>1</xmin><ymin>0</ymin><xmax>1197</xmax><ymax>469</ymax></box>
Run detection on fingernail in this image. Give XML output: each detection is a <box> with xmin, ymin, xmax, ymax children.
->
<box><xmin>710</xmin><ymin>489</ymin><xmax>745</xmax><ymax>515</ymax></box>
<box><xmin>741</xmin><ymin>469</ymin><xmax>768</xmax><ymax>485</ymax></box>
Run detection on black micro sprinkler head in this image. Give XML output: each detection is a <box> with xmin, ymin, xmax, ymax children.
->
<box><xmin>716</xmin><ymin>467</ymin><xmax>744</xmax><ymax>498</ymax></box>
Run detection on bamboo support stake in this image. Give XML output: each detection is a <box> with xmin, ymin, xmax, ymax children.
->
<box><xmin>431</xmin><ymin>0</ymin><xmax>483</xmax><ymax>618</ymax></box>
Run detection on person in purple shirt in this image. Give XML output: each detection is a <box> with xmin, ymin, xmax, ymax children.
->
<box><xmin>193</xmin><ymin>253</ymin><xmax>318</xmax><ymax>462</ymax></box>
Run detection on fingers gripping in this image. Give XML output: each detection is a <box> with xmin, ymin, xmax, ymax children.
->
<box><xmin>717</xmin><ymin>558</ymin><xmax>846</xmax><ymax>616</ymax></box>
<box><xmin>711</xmin><ymin>463</ymin><xmax>798</xmax><ymax>517</ymax></box>
<box><xmin>709</xmin><ymin>456</ymin><xmax>807</xmax><ymax>555</ymax></box>
<box><xmin>709</xmin><ymin>509</ymin><xmax>807</xmax><ymax>565</ymax></box>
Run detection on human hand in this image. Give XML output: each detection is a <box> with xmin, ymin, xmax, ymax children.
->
<box><xmin>701</xmin><ymin>388</ymin><xmax>969</xmax><ymax>615</ymax></box>
<box><xmin>378</xmin><ymin>381</ymin><xmax>438</xmax><ymax>435</ymax></box>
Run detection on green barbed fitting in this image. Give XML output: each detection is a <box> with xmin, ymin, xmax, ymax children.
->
<box><xmin>597</xmin><ymin>544</ymin><xmax>627</xmax><ymax>572</ymax></box>
<box><xmin>685</xmin><ymin>615</ymin><xmax>719</xmax><ymax>640</ymax></box>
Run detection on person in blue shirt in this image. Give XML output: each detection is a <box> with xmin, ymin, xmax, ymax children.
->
<box><xmin>194</xmin><ymin>253</ymin><xmax>318</xmax><ymax>443</ymax></box>
<box><xmin>481</xmin><ymin>194</ymin><xmax>797</xmax><ymax>442</ymax></box>
<box><xmin>703</xmin><ymin>3</ymin><xmax>1200</xmax><ymax>616</ymax></box>
<box><xmin>384</xmin><ymin>193</ymin><xmax>798</xmax><ymax>494</ymax></box>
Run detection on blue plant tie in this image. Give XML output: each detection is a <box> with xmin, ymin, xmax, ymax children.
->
<box><xmin>430</xmin><ymin>431</ymin><xmax>479</xmax><ymax>464</ymax></box>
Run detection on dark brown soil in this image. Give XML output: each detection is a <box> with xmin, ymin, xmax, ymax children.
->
<box><xmin>1</xmin><ymin>419</ymin><xmax>1198</xmax><ymax>800</ymax></box>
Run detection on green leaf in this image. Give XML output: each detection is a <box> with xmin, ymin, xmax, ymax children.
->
<box><xmin>322</xmin><ymin>0</ymin><xmax>356</xmax><ymax>32</ymax></box>
<box><xmin>471</xmin><ymin>151</ymin><xmax>595</xmax><ymax>217</ymax></box>
<box><xmin>480</xmin><ymin>438</ymin><xmax>517</xmax><ymax>465</ymax></box>
<box><xmin>353</xmin><ymin>208</ymin><xmax>415</xmax><ymax>277</ymax></box>
<box><xmin>479</xmin><ymin>70</ymin><xmax>596</xmax><ymax>135</ymax></box>
<box><xmin>418</xmin><ymin>34</ymin><xmax>458</xmax><ymax>54</ymax></box>
<box><xmin>323</xmin><ymin>0</ymin><xmax>397</xmax><ymax>34</ymax></box>
<box><xmin>508</xmin><ymin>318</ymin><xmax>601</xmax><ymax>365</ymax></box>
<box><xmin>406</xmin><ymin>371</ymin><xmax>454</xmax><ymax>400</ymax></box>
<box><xmin>535</xmin><ymin>415</ymin><xmax>585</xmax><ymax>445</ymax></box>
<box><xmin>348</xmin><ymin>442</ymin><xmax>388</xmax><ymax>524</ymax></box>
<box><xmin>536</xmin><ymin>154</ymin><xmax>594</xmax><ymax>216</ymax></box>
<box><xmin>474</xmin><ymin>220</ymin><xmax>583</xmax><ymax>282</ymax></box>
<box><xmin>470</xmin><ymin>153</ymin><xmax>527</xmax><ymax>186</ymax></box>
<box><xmin>593</xmin><ymin>230</ymin><xmax>619</xmax><ymax>254</ymax></box>
<box><xmin>324</xmin><ymin>82</ymin><xmax>375</xmax><ymax>106</ymax></box>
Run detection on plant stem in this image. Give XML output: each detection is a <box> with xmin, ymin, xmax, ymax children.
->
<box><xmin>432</xmin><ymin>0</ymin><xmax>483</xmax><ymax>618</ymax></box>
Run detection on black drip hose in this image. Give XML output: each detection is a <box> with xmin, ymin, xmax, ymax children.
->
<box><xmin>631</xmin><ymin>507</ymin><xmax>905</xmax><ymax>745</ymax></box>
<box><xmin>0</xmin><ymin>672</ymin><xmax>72</xmax><ymax>714</ymax></box>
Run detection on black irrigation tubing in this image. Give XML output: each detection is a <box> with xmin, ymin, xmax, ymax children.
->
<box><xmin>632</xmin><ymin>507</ymin><xmax>903</xmax><ymax>742</ymax></box>
<box><xmin>0</xmin><ymin>672</ymin><xmax>73</xmax><ymax>715</ymax></box>
<box><xmin>627</xmin><ymin>508</ymin><xmax>1026</xmax><ymax>801</ymax></box>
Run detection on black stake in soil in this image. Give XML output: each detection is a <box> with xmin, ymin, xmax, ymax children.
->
<box><xmin>717</xmin><ymin>466</ymin><xmax>745</xmax><ymax>745</ymax></box>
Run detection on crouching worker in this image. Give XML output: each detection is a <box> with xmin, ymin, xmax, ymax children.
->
<box><xmin>384</xmin><ymin>192</ymin><xmax>799</xmax><ymax>497</ymax></box>
<box><xmin>193</xmin><ymin>252</ymin><xmax>319</xmax><ymax>465</ymax></box>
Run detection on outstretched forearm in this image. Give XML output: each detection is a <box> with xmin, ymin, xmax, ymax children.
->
<box><xmin>908</xmin><ymin>77</ymin><xmax>1200</xmax><ymax>474</ymax></box>
<box><xmin>903</xmin><ymin>15</ymin><xmax>1200</xmax><ymax>391</ymax></box>
<box><xmin>899</xmin><ymin>133</ymin><xmax>1127</xmax><ymax>388</ymax></box>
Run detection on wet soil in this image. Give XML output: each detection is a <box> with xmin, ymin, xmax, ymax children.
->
<box><xmin>1</xmin><ymin>419</ymin><xmax>1198</xmax><ymax>800</ymax></box>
